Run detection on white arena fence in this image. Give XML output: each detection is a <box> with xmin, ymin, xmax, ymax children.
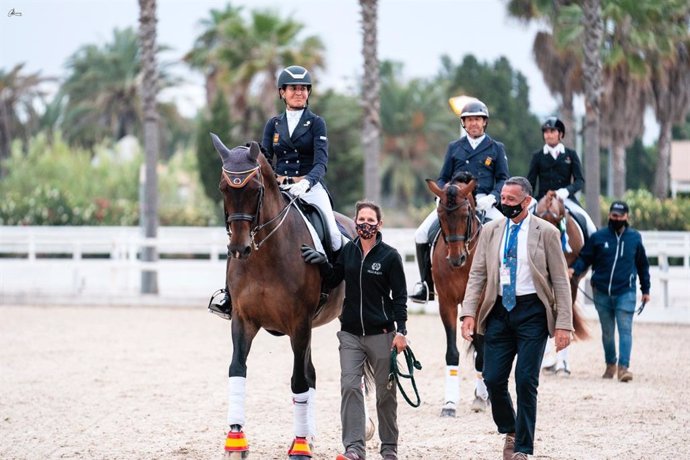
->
<box><xmin>0</xmin><ymin>226</ymin><xmax>688</xmax><ymax>308</ymax></box>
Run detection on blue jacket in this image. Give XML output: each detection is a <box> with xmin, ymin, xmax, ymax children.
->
<box><xmin>437</xmin><ymin>134</ymin><xmax>510</xmax><ymax>202</ymax></box>
<box><xmin>261</xmin><ymin>108</ymin><xmax>328</xmax><ymax>187</ymax></box>
<box><xmin>571</xmin><ymin>225</ymin><xmax>650</xmax><ymax>296</ymax></box>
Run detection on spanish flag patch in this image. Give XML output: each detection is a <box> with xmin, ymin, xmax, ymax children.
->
<box><xmin>484</xmin><ymin>157</ymin><xmax>492</xmax><ymax>166</ymax></box>
<box><xmin>273</xmin><ymin>132</ymin><xmax>280</xmax><ymax>144</ymax></box>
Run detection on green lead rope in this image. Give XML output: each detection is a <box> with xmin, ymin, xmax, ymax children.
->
<box><xmin>388</xmin><ymin>346</ymin><xmax>423</xmax><ymax>408</ymax></box>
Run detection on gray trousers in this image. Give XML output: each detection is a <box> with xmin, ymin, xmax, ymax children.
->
<box><xmin>338</xmin><ymin>330</ymin><xmax>398</xmax><ymax>458</ymax></box>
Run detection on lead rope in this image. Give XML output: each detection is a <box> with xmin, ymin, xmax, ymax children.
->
<box><xmin>387</xmin><ymin>346</ymin><xmax>422</xmax><ymax>408</ymax></box>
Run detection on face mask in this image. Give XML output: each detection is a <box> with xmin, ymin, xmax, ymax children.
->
<box><xmin>500</xmin><ymin>199</ymin><xmax>525</xmax><ymax>219</ymax></box>
<box><xmin>356</xmin><ymin>222</ymin><xmax>378</xmax><ymax>240</ymax></box>
<box><xmin>608</xmin><ymin>219</ymin><xmax>627</xmax><ymax>231</ymax></box>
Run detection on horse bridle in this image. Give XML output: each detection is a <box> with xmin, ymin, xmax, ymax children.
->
<box><xmin>439</xmin><ymin>189</ymin><xmax>480</xmax><ymax>247</ymax></box>
<box><xmin>221</xmin><ymin>166</ymin><xmax>296</xmax><ymax>250</ymax></box>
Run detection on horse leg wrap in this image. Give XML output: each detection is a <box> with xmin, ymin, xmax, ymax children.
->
<box><xmin>475</xmin><ymin>374</ymin><xmax>488</xmax><ymax>401</ymax></box>
<box><xmin>287</xmin><ymin>436</ymin><xmax>312</xmax><ymax>457</ymax></box>
<box><xmin>224</xmin><ymin>430</ymin><xmax>249</xmax><ymax>453</ymax></box>
<box><xmin>307</xmin><ymin>387</ymin><xmax>317</xmax><ymax>439</ymax></box>
<box><xmin>292</xmin><ymin>391</ymin><xmax>310</xmax><ymax>438</ymax></box>
<box><xmin>444</xmin><ymin>365</ymin><xmax>460</xmax><ymax>404</ymax></box>
<box><xmin>227</xmin><ymin>376</ymin><xmax>246</xmax><ymax>427</ymax></box>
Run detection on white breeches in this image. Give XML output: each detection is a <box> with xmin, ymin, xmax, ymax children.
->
<box><xmin>301</xmin><ymin>183</ymin><xmax>342</xmax><ymax>251</ymax></box>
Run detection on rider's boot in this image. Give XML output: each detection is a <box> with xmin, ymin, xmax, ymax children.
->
<box><xmin>409</xmin><ymin>243</ymin><xmax>434</xmax><ymax>303</ymax></box>
<box><xmin>208</xmin><ymin>257</ymin><xmax>232</xmax><ymax>320</ymax></box>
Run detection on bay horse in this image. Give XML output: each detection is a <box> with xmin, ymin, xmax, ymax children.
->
<box><xmin>425</xmin><ymin>173</ymin><xmax>484</xmax><ymax>417</ymax></box>
<box><xmin>211</xmin><ymin>135</ymin><xmax>355</xmax><ymax>459</ymax></box>
<box><xmin>535</xmin><ymin>190</ymin><xmax>590</xmax><ymax>375</ymax></box>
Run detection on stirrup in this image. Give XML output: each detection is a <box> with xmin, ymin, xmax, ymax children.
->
<box><xmin>409</xmin><ymin>281</ymin><xmax>430</xmax><ymax>304</ymax></box>
<box><xmin>208</xmin><ymin>288</ymin><xmax>231</xmax><ymax>320</ymax></box>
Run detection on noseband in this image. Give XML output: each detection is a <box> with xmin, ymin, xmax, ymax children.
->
<box><xmin>439</xmin><ymin>196</ymin><xmax>478</xmax><ymax>246</ymax></box>
<box><xmin>222</xmin><ymin>166</ymin><xmax>295</xmax><ymax>250</ymax></box>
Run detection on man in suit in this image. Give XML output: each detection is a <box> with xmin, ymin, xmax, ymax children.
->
<box><xmin>460</xmin><ymin>176</ymin><xmax>573</xmax><ymax>460</ymax></box>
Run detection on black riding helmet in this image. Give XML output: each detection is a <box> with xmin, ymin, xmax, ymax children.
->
<box><xmin>542</xmin><ymin>116</ymin><xmax>566</xmax><ymax>138</ymax></box>
<box><xmin>460</xmin><ymin>100</ymin><xmax>489</xmax><ymax>129</ymax></box>
<box><xmin>277</xmin><ymin>65</ymin><xmax>312</xmax><ymax>105</ymax></box>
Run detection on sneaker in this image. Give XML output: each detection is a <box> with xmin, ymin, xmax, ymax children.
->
<box><xmin>503</xmin><ymin>433</ymin><xmax>515</xmax><ymax>460</ymax></box>
<box><xmin>602</xmin><ymin>363</ymin><xmax>616</xmax><ymax>379</ymax></box>
<box><xmin>618</xmin><ymin>366</ymin><xmax>633</xmax><ymax>382</ymax></box>
<box><xmin>511</xmin><ymin>453</ymin><xmax>529</xmax><ymax>459</ymax></box>
<box><xmin>336</xmin><ymin>452</ymin><xmax>363</xmax><ymax>460</ymax></box>
<box><xmin>382</xmin><ymin>454</ymin><xmax>398</xmax><ymax>460</ymax></box>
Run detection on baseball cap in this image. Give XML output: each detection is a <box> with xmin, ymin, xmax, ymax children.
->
<box><xmin>609</xmin><ymin>201</ymin><xmax>629</xmax><ymax>215</ymax></box>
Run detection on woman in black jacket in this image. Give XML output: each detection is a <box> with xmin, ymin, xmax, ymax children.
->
<box><xmin>301</xmin><ymin>200</ymin><xmax>407</xmax><ymax>460</ymax></box>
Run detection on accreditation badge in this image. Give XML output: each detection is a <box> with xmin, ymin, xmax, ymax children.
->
<box><xmin>500</xmin><ymin>266</ymin><xmax>511</xmax><ymax>286</ymax></box>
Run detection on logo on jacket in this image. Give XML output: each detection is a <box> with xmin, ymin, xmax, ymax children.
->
<box><xmin>604</xmin><ymin>242</ymin><xmax>609</xmax><ymax>249</ymax></box>
<box><xmin>367</xmin><ymin>262</ymin><xmax>382</xmax><ymax>275</ymax></box>
<box><xmin>564</xmin><ymin>156</ymin><xmax>571</xmax><ymax>164</ymax></box>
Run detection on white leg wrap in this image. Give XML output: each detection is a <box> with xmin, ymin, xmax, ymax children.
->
<box><xmin>444</xmin><ymin>365</ymin><xmax>460</xmax><ymax>404</ymax></box>
<box><xmin>541</xmin><ymin>339</ymin><xmax>557</xmax><ymax>368</ymax></box>
<box><xmin>307</xmin><ymin>387</ymin><xmax>317</xmax><ymax>439</ymax></box>
<box><xmin>292</xmin><ymin>391</ymin><xmax>310</xmax><ymax>438</ymax></box>
<box><xmin>227</xmin><ymin>376</ymin><xmax>246</xmax><ymax>427</ymax></box>
<box><xmin>475</xmin><ymin>374</ymin><xmax>489</xmax><ymax>400</ymax></box>
<box><xmin>556</xmin><ymin>347</ymin><xmax>570</xmax><ymax>371</ymax></box>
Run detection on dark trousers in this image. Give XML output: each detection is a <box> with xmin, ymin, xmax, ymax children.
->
<box><xmin>483</xmin><ymin>294</ymin><xmax>548</xmax><ymax>455</ymax></box>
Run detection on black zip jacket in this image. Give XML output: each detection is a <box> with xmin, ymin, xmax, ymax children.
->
<box><xmin>322</xmin><ymin>232</ymin><xmax>408</xmax><ymax>336</ymax></box>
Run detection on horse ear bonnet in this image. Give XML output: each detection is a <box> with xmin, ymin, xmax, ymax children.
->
<box><xmin>210</xmin><ymin>133</ymin><xmax>258</xmax><ymax>172</ymax></box>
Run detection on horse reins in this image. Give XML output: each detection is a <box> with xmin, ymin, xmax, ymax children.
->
<box><xmin>222</xmin><ymin>166</ymin><xmax>298</xmax><ymax>250</ymax></box>
<box><xmin>387</xmin><ymin>346</ymin><xmax>423</xmax><ymax>408</ymax></box>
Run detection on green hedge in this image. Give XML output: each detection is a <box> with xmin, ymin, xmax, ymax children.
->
<box><xmin>600</xmin><ymin>190</ymin><xmax>690</xmax><ymax>231</ymax></box>
<box><xmin>0</xmin><ymin>133</ymin><xmax>218</xmax><ymax>226</ymax></box>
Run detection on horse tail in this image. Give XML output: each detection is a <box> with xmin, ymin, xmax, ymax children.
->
<box><xmin>571</xmin><ymin>300</ymin><xmax>590</xmax><ymax>341</ymax></box>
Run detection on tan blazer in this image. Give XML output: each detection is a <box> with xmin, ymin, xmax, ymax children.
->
<box><xmin>460</xmin><ymin>214</ymin><xmax>573</xmax><ymax>337</ymax></box>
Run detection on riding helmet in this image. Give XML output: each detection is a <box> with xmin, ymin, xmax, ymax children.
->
<box><xmin>277</xmin><ymin>65</ymin><xmax>312</xmax><ymax>89</ymax></box>
<box><xmin>542</xmin><ymin>116</ymin><xmax>566</xmax><ymax>137</ymax></box>
<box><xmin>460</xmin><ymin>100</ymin><xmax>490</xmax><ymax>119</ymax></box>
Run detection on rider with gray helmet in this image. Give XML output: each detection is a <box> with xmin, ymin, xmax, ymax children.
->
<box><xmin>410</xmin><ymin>99</ymin><xmax>510</xmax><ymax>303</ymax></box>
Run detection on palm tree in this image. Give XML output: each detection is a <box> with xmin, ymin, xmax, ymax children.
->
<box><xmin>0</xmin><ymin>64</ymin><xmax>51</xmax><ymax>173</ymax></box>
<box><xmin>580</xmin><ymin>0</ymin><xmax>603</xmax><ymax>222</ymax></box>
<box><xmin>649</xmin><ymin>38</ymin><xmax>690</xmax><ymax>198</ymax></box>
<box><xmin>138</xmin><ymin>0</ymin><xmax>160</xmax><ymax>294</ymax></box>
<box><xmin>360</xmin><ymin>0</ymin><xmax>381</xmax><ymax>203</ymax></box>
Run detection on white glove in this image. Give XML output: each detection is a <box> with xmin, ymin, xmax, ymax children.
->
<box><xmin>286</xmin><ymin>179</ymin><xmax>310</xmax><ymax>197</ymax></box>
<box><xmin>476</xmin><ymin>194</ymin><xmax>496</xmax><ymax>211</ymax></box>
<box><xmin>555</xmin><ymin>188</ymin><xmax>570</xmax><ymax>200</ymax></box>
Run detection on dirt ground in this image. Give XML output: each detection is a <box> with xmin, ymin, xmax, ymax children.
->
<box><xmin>1</xmin><ymin>305</ymin><xmax>689</xmax><ymax>460</ymax></box>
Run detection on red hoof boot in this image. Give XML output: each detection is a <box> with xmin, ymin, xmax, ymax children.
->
<box><xmin>224</xmin><ymin>430</ymin><xmax>249</xmax><ymax>459</ymax></box>
<box><xmin>288</xmin><ymin>436</ymin><xmax>312</xmax><ymax>458</ymax></box>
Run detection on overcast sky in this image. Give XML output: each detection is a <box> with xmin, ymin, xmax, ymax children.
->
<box><xmin>1</xmin><ymin>0</ymin><xmax>658</xmax><ymax>142</ymax></box>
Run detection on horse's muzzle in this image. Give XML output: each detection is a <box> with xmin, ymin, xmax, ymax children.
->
<box><xmin>447</xmin><ymin>253</ymin><xmax>467</xmax><ymax>268</ymax></box>
<box><xmin>228</xmin><ymin>245</ymin><xmax>252</xmax><ymax>259</ymax></box>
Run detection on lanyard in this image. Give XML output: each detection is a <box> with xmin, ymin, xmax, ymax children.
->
<box><xmin>503</xmin><ymin>218</ymin><xmax>524</xmax><ymax>262</ymax></box>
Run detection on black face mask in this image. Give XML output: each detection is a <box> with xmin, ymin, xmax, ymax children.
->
<box><xmin>500</xmin><ymin>199</ymin><xmax>525</xmax><ymax>219</ymax></box>
<box><xmin>608</xmin><ymin>219</ymin><xmax>628</xmax><ymax>231</ymax></box>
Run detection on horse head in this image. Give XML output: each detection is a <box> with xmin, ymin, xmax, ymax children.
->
<box><xmin>536</xmin><ymin>190</ymin><xmax>566</xmax><ymax>227</ymax></box>
<box><xmin>426</xmin><ymin>173</ymin><xmax>478</xmax><ymax>268</ymax></box>
<box><xmin>211</xmin><ymin>133</ymin><xmax>276</xmax><ymax>260</ymax></box>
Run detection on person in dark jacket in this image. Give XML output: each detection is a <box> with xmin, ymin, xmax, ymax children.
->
<box><xmin>209</xmin><ymin>65</ymin><xmax>341</xmax><ymax>321</ymax></box>
<box><xmin>569</xmin><ymin>201</ymin><xmax>651</xmax><ymax>382</ymax></box>
<box><xmin>410</xmin><ymin>99</ymin><xmax>510</xmax><ymax>303</ymax></box>
<box><xmin>302</xmin><ymin>200</ymin><xmax>407</xmax><ymax>460</ymax></box>
<box><xmin>527</xmin><ymin>117</ymin><xmax>597</xmax><ymax>237</ymax></box>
